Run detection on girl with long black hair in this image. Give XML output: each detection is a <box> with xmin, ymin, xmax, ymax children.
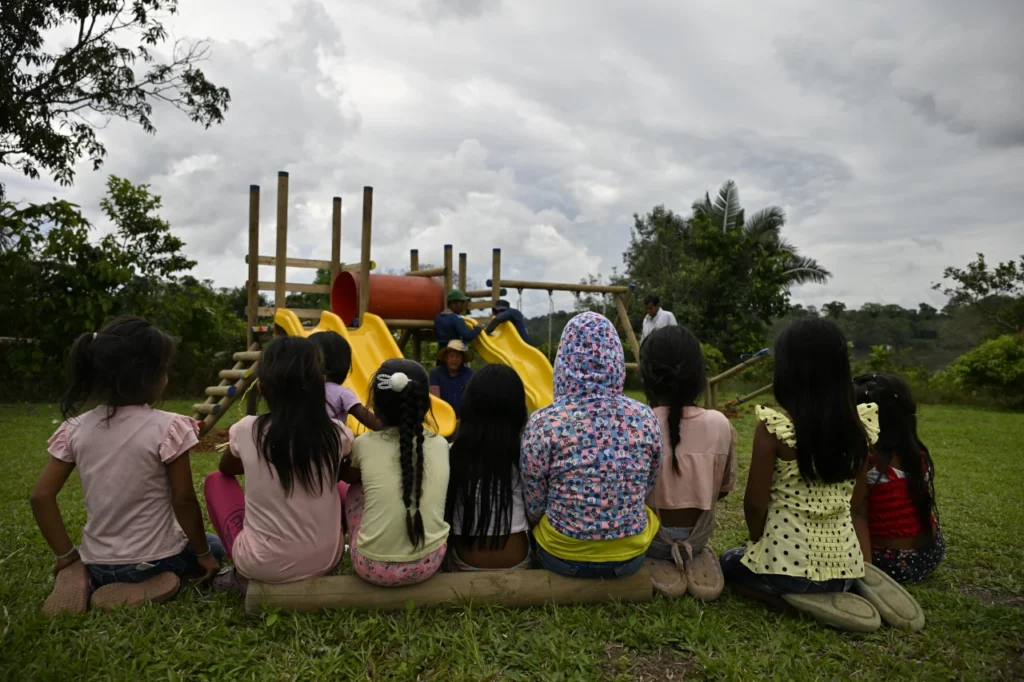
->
<box><xmin>204</xmin><ymin>336</ymin><xmax>353</xmax><ymax>588</ymax></box>
<box><xmin>854</xmin><ymin>373</ymin><xmax>943</xmax><ymax>582</ymax></box>
<box><xmin>446</xmin><ymin>364</ymin><xmax>531</xmax><ymax>570</ymax></box>
<box><xmin>342</xmin><ymin>359</ymin><xmax>450</xmax><ymax>586</ymax></box>
<box><xmin>641</xmin><ymin>326</ymin><xmax>737</xmax><ymax>600</ymax></box>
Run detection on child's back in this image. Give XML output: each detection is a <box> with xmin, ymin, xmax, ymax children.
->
<box><xmin>648</xmin><ymin>406</ymin><xmax>736</xmax><ymax>515</ymax></box>
<box><xmin>50</xmin><ymin>405</ymin><xmax>197</xmax><ymax>564</ymax></box>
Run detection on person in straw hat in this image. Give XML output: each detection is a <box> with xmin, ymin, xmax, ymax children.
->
<box><xmin>429</xmin><ymin>340</ymin><xmax>474</xmax><ymax>418</ymax></box>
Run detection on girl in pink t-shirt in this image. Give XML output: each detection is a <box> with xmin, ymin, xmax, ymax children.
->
<box><xmin>640</xmin><ymin>325</ymin><xmax>737</xmax><ymax>600</ymax></box>
<box><xmin>32</xmin><ymin>316</ymin><xmax>223</xmax><ymax>616</ymax></box>
<box><xmin>204</xmin><ymin>336</ymin><xmax>353</xmax><ymax>589</ymax></box>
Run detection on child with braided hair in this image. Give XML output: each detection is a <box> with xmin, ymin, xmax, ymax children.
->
<box><xmin>640</xmin><ymin>326</ymin><xmax>737</xmax><ymax>600</ymax></box>
<box><xmin>342</xmin><ymin>359</ymin><xmax>450</xmax><ymax>586</ymax></box>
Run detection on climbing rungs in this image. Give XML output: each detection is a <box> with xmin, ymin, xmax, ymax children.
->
<box><xmin>232</xmin><ymin>350</ymin><xmax>261</xmax><ymax>362</ymax></box>
<box><xmin>205</xmin><ymin>385</ymin><xmax>238</xmax><ymax>398</ymax></box>
<box><xmin>219</xmin><ymin>369</ymin><xmax>252</xmax><ymax>380</ymax></box>
<box><xmin>193</xmin><ymin>403</ymin><xmax>221</xmax><ymax>415</ymax></box>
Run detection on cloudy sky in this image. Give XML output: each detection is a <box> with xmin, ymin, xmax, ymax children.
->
<box><xmin>5</xmin><ymin>0</ymin><xmax>1023</xmax><ymax>315</ymax></box>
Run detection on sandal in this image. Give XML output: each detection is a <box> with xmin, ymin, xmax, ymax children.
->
<box><xmin>781</xmin><ymin>592</ymin><xmax>881</xmax><ymax>632</ymax></box>
<box><xmin>646</xmin><ymin>557</ymin><xmax>688</xmax><ymax>598</ymax></box>
<box><xmin>90</xmin><ymin>572</ymin><xmax>180</xmax><ymax>611</ymax></box>
<box><xmin>853</xmin><ymin>563</ymin><xmax>926</xmax><ymax>631</ymax></box>
<box><xmin>42</xmin><ymin>560</ymin><xmax>92</xmax><ymax>617</ymax></box>
<box><xmin>212</xmin><ymin>566</ymin><xmax>249</xmax><ymax>595</ymax></box>
<box><xmin>686</xmin><ymin>547</ymin><xmax>725</xmax><ymax>601</ymax></box>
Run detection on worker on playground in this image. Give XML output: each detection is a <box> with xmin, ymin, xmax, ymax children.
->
<box><xmin>430</xmin><ymin>340</ymin><xmax>474</xmax><ymax>418</ymax></box>
<box><xmin>641</xmin><ymin>294</ymin><xmax>678</xmax><ymax>344</ymax></box>
<box><xmin>434</xmin><ymin>289</ymin><xmax>483</xmax><ymax>346</ymax></box>
<box><xmin>33</xmin><ymin>316</ymin><xmax>224</xmax><ymax>615</ymax></box>
<box><xmin>485</xmin><ymin>299</ymin><xmax>530</xmax><ymax>342</ymax></box>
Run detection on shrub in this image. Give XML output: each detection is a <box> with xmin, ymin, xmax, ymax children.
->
<box><xmin>932</xmin><ymin>334</ymin><xmax>1024</xmax><ymax>408</ymax></box>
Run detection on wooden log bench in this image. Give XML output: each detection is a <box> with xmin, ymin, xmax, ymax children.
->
<box><xmin>244</xmin><ymin>566</ymin><xmax>652</xmax><ymax>615</ymax></box>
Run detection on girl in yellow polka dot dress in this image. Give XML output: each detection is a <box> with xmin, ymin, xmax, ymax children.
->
<box><xmin>720</xmin><ymin>318</ymin><xmax>879</xmax><ymax>611</ymax></box>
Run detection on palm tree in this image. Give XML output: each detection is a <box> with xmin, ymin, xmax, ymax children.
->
<box><xmin>692</xmin><ymin>180</ymin><xmax>831</xmax><ymax>287</ymax></box>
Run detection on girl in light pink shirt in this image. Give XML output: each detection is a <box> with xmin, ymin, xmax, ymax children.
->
<box><xmin>32</xmin><ymin>316</ymin><xmax>223</xmax><ymax>616</ymax></box>
<box><xmin>204</xmin><ymin>336</ymin><xmax>353</xmax><ymax>590</ymax></box>
<box><xmin>640</xmin><ymin>325</ymin><xmax>737</xmax><ymax>601</ymax></box>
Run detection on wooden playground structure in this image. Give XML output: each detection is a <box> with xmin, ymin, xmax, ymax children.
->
<box><xmin>191</xmin><ymin>171</ymin><xmax>772</xmax><ymax>435</ymax></box>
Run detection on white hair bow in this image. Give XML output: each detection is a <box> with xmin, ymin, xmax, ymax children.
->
<box><xmin>376</xmin><ymin>371</ymin><xmax>409</xmax><ymax>393</ymax></box>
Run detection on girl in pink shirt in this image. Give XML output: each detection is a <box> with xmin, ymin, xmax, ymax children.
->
<box><xmin>32</xmin><ymin>316</ymin><xmax>223</xmax><ymax>616</ymax></box>
<box><xmin>640</xmin><ymin>325</ymin><xmax>737</xmax><ymax>600</ymax></box>
<box><xmin>204</xmin><ymin>336</ymin><xmax>353</xmax><ymax>590</ymax></box>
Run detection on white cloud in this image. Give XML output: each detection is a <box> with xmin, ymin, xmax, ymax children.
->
<box><xmin>3</xmin><ymin>0</ymin><xmax>1022</xmax><ymax>317</ymax></box>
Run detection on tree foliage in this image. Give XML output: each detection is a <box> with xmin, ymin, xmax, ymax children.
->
<box><xmin>0</xmin><ymin>176</ymin><xmax>243</xmax><ymax>399</ymax></box>
<box><xmin>933</xmin><ymin>253</ymin><xmax>1024</xmax><ymax>334</ymax></box>
<box><xmin>0</xmin><ymin>0</ymin><xmax>230</xmax><ymax>198</ymax></box>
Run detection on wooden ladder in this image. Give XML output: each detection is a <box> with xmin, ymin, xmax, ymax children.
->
<box><xmin>193</xmin><ymin>343</ymin><xmax>261</xmax><ymax>436</ymax></box>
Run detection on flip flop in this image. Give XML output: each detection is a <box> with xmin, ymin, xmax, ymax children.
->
<box><xmin>853</xmin><ymin>563</ymin><xmax>926</xmax><ymax>631</ymax></box>
<box><xmin>781</xmin><ymin>592</ymin><xmax>881</xmax><ymax>632</ymax></box>
<box><xmin>90</xmin><ymin>572</ymin><xmax>181</xmax><ymax>611</ymax></box>
<box><xmin>686</xmin><ymin>547</ymin><xmax>725</xmax><ymax>602</ymax></box>
<box><xmin>42</xmin><ymin>560</ymin><xmax>92</xmax><ymax>617</ymax></box>
<box><xmin>646</xmin><ymin>557</ymin><xmax>688</xmax><ymax>598</ymax></box>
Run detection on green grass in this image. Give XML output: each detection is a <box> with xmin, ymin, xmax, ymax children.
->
<box><xmin>1</xmin><ymin>400</ymin><xmax>1022</xmax><ymax>681</ymax></box>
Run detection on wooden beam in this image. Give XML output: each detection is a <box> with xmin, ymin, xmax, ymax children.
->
<box><xmin>491</xmin><ymin>248</ymin><xmax>501</xmax><ymax>304</ymax></box>
<box><xmin>253</xmin><ymin>306</ymin><xmax>322</xmax><ymax>320</ymax></box>
<box><xmin>205</xmin><ymin>385</ymin><xmax>238</xmax><ymax>398</ymax></box>
<box><xmin>443</xmin><ymin>244</ymin><xmax>453</xmax><ymax>293</ymax></box>
<box><xmin>467</xmin><ymin>300</ymin><xmax>493</xmax><ymax>311</ymax></box>
<box><xmin>246</xmin><ymin>255</ymin><xmax>372</xmax><ymax>271</ymax></box>
<box><xmin>406</xmin><ymin>267</ymin><xmax>446</xmax><ymax>278</ymax></box>
<box><xmin>247</xmin><ymin>185</ymin><xmax>260</xmax><ymax>351</ymax></box>
<box><xmin>256</xmin><ymin>281</ymin><xmax>331</xmax><ymax>294</ymax></box>
<box><xmin>275</xmin><ymin>171</ymin><xmax>288</xmax><ymax>307</ymax></box>
<box><xmin>614</xmin><ymin>294</ymin><xmax>641</xmax><ymax>365</ymax></box>
<box><xmin>383</xmin><ymin>319</ymin><xmax>437</xmax><ymax>330</ymax></box>
<box><xmin>709</xmin><ymin>350</ymin><xmax>769</xmax><ymax>385</ymax></box>
<box><xmin>193</xmin><ymin>403</ymin><xmax>221</xmax><ymax>415</ymax></box>
<box><xmin>244</xmin><ymin>565</ymin><xmax>652</xmax><ymax>614</ymax></box>
<box><xmin>487</xmin><ymin>279</ymin><xmax>630</xmax><ymax>295</ymax></box>
<box><xmin>232</xmin><ymin>350</ymin><xmax>261</xmax><ymax>362</ymax></box>
<box><xmin>411</xmin><ymin>330</ymin><xmax>422</xmax><ymax>363</ymax></box>
<box><xmin>410</xmin><ymin>249</ymin><xmax>419</xmax><ymax>272</ymax></box>
<box><xmin>458</xmin><ymin>252</ymin><xmax>467</xmax><ymax>291</ymax></box>
<box><xmin>359</xmin><ymin>187</ymin><xmax>373</xmax><ymax>321</ymax></box>
<box><xmin>465</xmin><ymin>288</ymin><xmax>506</xmax><ymax>298</ymax></box>
<box><xmin>330</xmin><ymin>196</ymin><xmax>342</xmax><ymax>282</ymax></box>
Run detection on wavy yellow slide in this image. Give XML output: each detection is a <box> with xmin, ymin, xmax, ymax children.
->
<box><xmin>273</xmin><ymin>309</ymin><xmax>457</xmax><ymax>438</ymax></box>
<box><xmin>466</xmin><ymin>318</ymin><xmax>554</xmax><ymax>413</ymax></box>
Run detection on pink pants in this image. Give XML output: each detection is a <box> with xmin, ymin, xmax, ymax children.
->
<box><xmin>203</xmin><ymin>471</ymin><xmax>348</xmax><ymax>558</ymax></box>
<box><xmin>345</xmin><ymin>484</ymin><xmax>446</xmax><ymax>586</ymax></box>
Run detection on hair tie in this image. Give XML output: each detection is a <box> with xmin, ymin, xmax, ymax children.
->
<box><xmin>377</xmin><ymin>372</ymin><xmax>409</xmax><ymax>393</ymax></box>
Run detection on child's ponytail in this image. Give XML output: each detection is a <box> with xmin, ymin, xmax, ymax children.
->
<box><xmin>60</xmin><ymin>332</ymin><xmax>98</xmax><ymax>421</ymax></box>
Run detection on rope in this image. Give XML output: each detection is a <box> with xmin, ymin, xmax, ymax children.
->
<box><xmin>547</xmin><ymin>290</ymin><xmax>554</xmax><ymax>361</ymax></box>
<box><xmin>235</xmin><ymin>377</ymin><xmax>259</xmax><ymax>421</ymax></box>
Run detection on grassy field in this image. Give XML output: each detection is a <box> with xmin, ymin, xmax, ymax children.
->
<box><xmin>0</xmin><ymin>399</ymin><xmax>1022</xmax><ymax>681</ymax></box>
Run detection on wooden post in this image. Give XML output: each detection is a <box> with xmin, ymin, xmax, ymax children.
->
<box><xmin>359</xmin><ymin>186</ymin><xmax>373</xmax><ymax>322</ymax></box>
<box><xmin>246</xmin><ymin>185</ymin><xmax>261</xmax><ymax>417</ymax></box>
<box><xmin>275</xmin><ymin>171</ymin><xmax>288</xmax><ymax>309</ymax></box>
<box><xmin>443</xmin><ymin>244</ymin><xmax>453</xmax><ymax>293</ymax></box>
<box><xmin>412</xmin><ymin>331</ymin><xmax>422</xmax><ymax>364</ymax></box>
<box><xmin>410</xmin><ymin>249</ymin><xmax>419</xmax><ymax>273</ymax></box>
<box><xmin>705</xmin><ymin>379</ymin><xmax>716</xmax><ymax>409</ymax></box>
<box><xmin>491</xmin><ymin>248</ymin><xmax>501</xmax><ymax>305</ymax></box>
<box><xmin>614</xmin><ymin>294</ymin><xmax>641</xmax><ymax>366</ymax></box>
<box><xmin>330</xmin><ymin>196</ymin><xmax>342</xmax><ymax>283</ymax></box>
<box><xmin>458</xmin><ymin>252</ymin><xmax>467</xmax><ymax>291</ymax></box>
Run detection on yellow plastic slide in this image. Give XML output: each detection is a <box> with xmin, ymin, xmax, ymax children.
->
<box><xmin>465</xmin><ymin>317</ymin><xmax>554</xmax><ymax>413</ymax></box>
<box><xmin>272</xmin><ymin>309</ymin><xmax>457</xmax><ymax>438</ymax></box>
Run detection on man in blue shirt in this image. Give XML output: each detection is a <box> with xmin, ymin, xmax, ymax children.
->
<box><xmin>434</xmin><ymin>289</ymin><xmax>483</xmax><ymax>346</ymax></box>
<box><xmin>429</xmin><ymin>340</ymin><xmax>473</xmax><ymax>417</ymax></box>
<box><xmin>485</xmin><ymin>299</ymin><xmax>530</xmax><ymax>342</ymax></box>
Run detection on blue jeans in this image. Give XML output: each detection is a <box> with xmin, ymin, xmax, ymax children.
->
<box><xmin>537</xmin><ymin>545</ymin><xmax>646</xmax><ymax>579</ymax></box>
<box><xmin>86</xmin><ymin>533</ymin><xmax>225</xmax><ymax>587</ymax></box>
<box><xmin>719</xmin><ymin>546</ymin><xmax>851</xmax><ymax>596</ymax></box>
<box><xmin>646</xmin><ymin>526</ymin><xmax>691</xmax><ymax>562</ymax></box>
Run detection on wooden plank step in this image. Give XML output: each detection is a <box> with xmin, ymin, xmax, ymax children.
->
<box><xmin>232</xmin><ymin>350</ymin><xmax>261</xmax><ymax>362</ymax></box>
<box><xmin>205</xmin><ymin>385</ymin><xmax>238</xmax><ymax>398</ymax></box>
<box><xmin>219</xmin><ymin>369</ymin><xmax>251</xmax><ymax>380</ymax></box>
<box><xmin>193</xmin><ymin>403</ymin><xmax>221</xmax><ymax>415</ymax></box>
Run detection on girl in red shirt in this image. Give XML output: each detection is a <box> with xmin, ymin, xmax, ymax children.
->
<box><xmin>854</xmin><ymin>373</ymin><xmax>943</xmax><ymax>583</ymax></box>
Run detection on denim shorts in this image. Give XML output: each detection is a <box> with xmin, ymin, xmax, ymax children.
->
<box><xmin>719</xmin><ymin>546</ymin><xmax>851</xmax><ymax>596</ymax></box>
<box><xmin>537</xmin><ymin>546</ymin><xmax>646</xmax><ymax>579</ymax></box>
<box><xmin>86</xmin><ymin>533</ymin><xmax>225</xmax><ymax>587</ymax></box>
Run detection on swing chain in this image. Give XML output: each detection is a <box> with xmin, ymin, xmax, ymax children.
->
<box><xmin>547</xmin><ymin>289</ymin><xmax>554</xmax><ymax>361</ymax></box>
<box><xmin>517</xmin><ymin>287</ymin><xmax>524</xmax><ymax>311</ymax></box>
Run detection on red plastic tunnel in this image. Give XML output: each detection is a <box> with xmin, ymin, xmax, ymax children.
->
<box><xmin>331</xmin><ymin>272</ymin><xmax>446</xmax><ymax>326</ymax></box>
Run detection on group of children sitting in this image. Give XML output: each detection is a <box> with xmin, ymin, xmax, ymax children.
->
<box><xmin>32</xmin><ymin>310</ymin><xmax>942</xmax><ymax>631</ymax></box>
